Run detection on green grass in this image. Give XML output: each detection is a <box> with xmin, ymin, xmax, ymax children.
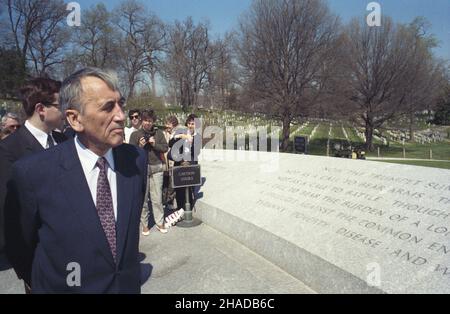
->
<box><xmin>366</xmin><ymin>141</ymin><xmax>450</xmax><ymax>160</ymax></box>
<box><xmin>374</xmin><ymin>159</ymin><xmax>450</xmax><ymax>170</ymax></box>
<box><xmin>332</xmin><ymin>125</ymin><xmax>347</xmax><ymax>141</ymax></box>
<box><xmin>345</xmin><ymin>125</ymin><xmax>364</xmax><ymax>144</ymax></box>
<box><xmin>308</xmin><ymin>123</ymin><xmax>330</xmax><ymax>156</ymax></box>
<box><xmin>298</xmin><ymin>123</ymin><xmax>316</xmax><ymax>137</ymax></box>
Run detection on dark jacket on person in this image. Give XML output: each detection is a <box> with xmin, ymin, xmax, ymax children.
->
<box><xmin>4</xmin><ymin>139</ymin><xmax>147</xmax><ymax>293</ymax></box>
<box><xmin>129</xmin><ymin>127</ymin><xmax>168</xmax><ymax>166</ymax></box>
<box><xmin>0</xmin><ymin>126</ymin><xmax>66</xmax><ymax>254</ymax></box>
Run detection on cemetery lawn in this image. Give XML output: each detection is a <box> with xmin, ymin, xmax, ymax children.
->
<box><xmin>365</xmin><ymin>141</ymin><xmax>450</xmax><ymax>160</ymax></box>
<box><xmin>375</xmin><ymin>159</ymin><xmax>450</xmax><ymax>170</ymax></box>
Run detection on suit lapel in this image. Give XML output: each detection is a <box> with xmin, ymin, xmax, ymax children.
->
<box><xmin>19</xmin><ymin>126</ymin><xmax>45</xmax><ymax>154</ymax></box>
<box><xmin>113</xmin><ymin>146</ymin><xmax>134</xmax><ymax>266</ymax></box>
<box><xmin>57</xmin><ymin>139</ymin><xmax>115</xmax><ymax>268</ymax></box>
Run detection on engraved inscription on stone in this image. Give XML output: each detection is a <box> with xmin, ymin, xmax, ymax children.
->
<box><xmin>200</xmin><ymin>151</ymin><xmax>450</xmax><ymax>293</ymax></box>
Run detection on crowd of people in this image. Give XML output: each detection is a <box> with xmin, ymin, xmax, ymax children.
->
<box><xmin>126</xmin><ymin>109</ymin><xmax>199</xmax><ymax>234</ymax></box>
<box><xmin>0</xmin><ymin>67</ymin><xmax>201</xmax><ymax>293</ymax></box>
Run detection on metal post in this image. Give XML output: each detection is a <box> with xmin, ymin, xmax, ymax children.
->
<box><xmin>377</xmin><ymin>147</ymin><xmax>380</xmax><ymax>158</ymax></box>
<box><xmin>177</xmin><ymin>187</ymin><xmax>202</xmax><ymax>228</ymax></box>
<box><xmin>403</xmin><ymin>147</ymin><xmax>406</xmax><ymax>159</ymax></box>
<box><xmin>430</xmin><ymin>149</ymin><xmax>433</xmax><ymax>160</ymax></box>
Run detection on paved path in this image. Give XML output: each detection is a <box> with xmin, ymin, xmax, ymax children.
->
<box><xmin>0</xmin><ymin>223</ymin><xmax>314</xmax><ymax>294</ymax></box>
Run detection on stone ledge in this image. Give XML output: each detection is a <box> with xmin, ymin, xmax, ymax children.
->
<box><xmin>196</xmin><ymin>200</ymin><xmax>383</xmax><ymax>294</ymax></box>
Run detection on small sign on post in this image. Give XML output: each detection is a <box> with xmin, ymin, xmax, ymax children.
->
<box><xmin>294</xmin><ymin>136</ymin><xmax>308</xmax><ymax>154</ymax></box>
<box><xmin>171</xmin><ymin>165</ymin><xmax>202</xmax><ymax>228</ymax></box>
<box><xmin>171</xmin><ymin>165</ymin><xmax>202</xmax><ymax>189</ymax></box>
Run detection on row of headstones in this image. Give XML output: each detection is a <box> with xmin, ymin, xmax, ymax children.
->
<box><xmin>352</xmin><ymin>128</ymin><xmax>389</xmax><ymax>146</ymax></box>
<box><xmin>290</xmin><ymin>121</ymin><xmax>310</xmax><ymax>138</ymax></box>
<box><xmin>157</xmin><ymin>111</ymin><xmax>281</xmax><ymax>130</ymax></box>
<box><xmin>414</xmin><ymin>130</ymin><xmax>446</xmax><ymax>143</ymax></box>
<box><xmin>386</xmin><ymin>129</ymin><xmax>446</xmax><ymax>145</ymax></box>
<box><xmin>326</xmin><ymin>123</ymin><xmax>333</xmax><ymax>154</ymax></box>
<box><xmin>309</xmin><ymin>124</ymin><xmax>320</xmax><ymax>141</ymax></box>
<box><xmin>342</xmin><ymin>126</ymin><xmax>350</xmax><ymax>142</ymax></box>
<box><xmin>156</xmin><ymin>111</ymin><xmax>447</xmax><ymax>147</ymax></box>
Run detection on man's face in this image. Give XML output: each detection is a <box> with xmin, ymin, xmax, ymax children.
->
<box><xmin>73</xmin><ymin>77</ymin><xmax>125</xmax><ymax>153</ymax></box>
<box><xmin>43</xmin><ymin>93</ymin><xmax>64</xmax><ymax>130</ymax></box>
<box><xmin>130</xmin><ymin>113</ymin><xmax>141</xmax><ymax>128</ymax></box>
<box><xmin>165</xmin><ymin>122</ymin><xmax>174</xmax><ymax>133</ymax></box>
<box><xmin>142</xmin><ymin>118</ymin><xmax>154</xmax><ymax>132</ymax></box>
<box><xmin>3</xmin><ymin>118</ymin><xmax>20</xmax><ymax>134</ymax></box>
<box><xmin>187</xmin><ymin>120</ymin><xmax>195</xmax><ymax>133</ymax></box>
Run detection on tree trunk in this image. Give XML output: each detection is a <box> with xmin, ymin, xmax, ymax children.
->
<box><xmin>409</xmin><ymin>110</ymin><xmax>415</xmax><ymax>142</ymax></box>
<box><xmin>193</xmin><ymin>92</ymin><xmax>199</xmax><ymax>112</ymax></box>
<box><xmin>281</xmin><ymin>114</ymin><xmax>291</xmax><ymax>152</ymax></box>
<box><xmin>365</xmin><ymin>120</ymin><xmax>374</xmax><ymax>152</ymax></box>
<box><xmin>151</xmin><ymin>70</ymin><xmax>157</xmax><ymax>97</ymax></box>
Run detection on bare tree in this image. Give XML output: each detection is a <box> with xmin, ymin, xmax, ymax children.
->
<box><xmin>398</xmin><ymin>18</ymin><xmax>446</xmax><ymax>140</ymax></box>
<box><xmin>73</xmin><ymin>3</ymin><xmax>120</xmax><ymax>69</ymax></box>
<box><xmin>163</xmin><ymin>17</ymin><xmax>215</xmax><ymax>111</ymax></box>
<box><xmin>206</xmin><ymin>33</ymin><xmax>237</xmax><ymax>109</ymax></box>
<box><xmin>115</xmin><ymin>0</ymin><xmax>165</xmax><ymax>99</ymax></box>
<box><xmin>339</xmin><ymin>17</ymin><xmax>445</xmax><ymax>150</ymax></box>
<box><xmin>236</xmin><ymin>0</ymin><xmax>341</xmax><ymax>151</ymax></box>
<box><xmin>4</xmin><ymin>0</ymin><xmax>69</xmax><ymax>76</ymax></box>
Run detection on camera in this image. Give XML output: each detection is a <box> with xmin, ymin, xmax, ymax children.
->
<box><xmin>143</xmin><ymin>127</ymin><xmax>158</xmax><ymax>142</ymax></box>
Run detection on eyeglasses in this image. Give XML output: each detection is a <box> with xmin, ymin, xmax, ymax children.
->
<box><xmin>130</xmin><ymin>115</ymin><xmax>140</xmax><ymax>120</ymax></box>
<box><xmin>8</xmin><ymin>125</ymin><xmax>21</xmax><ymax>130</ymax></box>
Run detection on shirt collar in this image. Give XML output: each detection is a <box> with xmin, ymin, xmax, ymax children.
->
<box><xmin>25</xmin><ymin>120</ymin><xmax>49</xmax><ymax>148</ymax></box>
<box><xmin>74</xmin><ymin>135</ymin><xmax>115</xmax><ymax>173</ymax></box>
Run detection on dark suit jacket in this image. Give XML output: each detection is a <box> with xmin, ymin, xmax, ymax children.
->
<box><xmin>0</xmin><ymin>126</ymin><xmax>66</xmax><ymax>253</ymax></box>
<box><xmin>4</xmin><ymin>139</ymin><xmax>147</xmax><ymax>293</ymax></box>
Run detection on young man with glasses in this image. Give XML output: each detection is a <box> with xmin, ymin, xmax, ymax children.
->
<box><xmin>0</xmin><ymin>78</ymin><xmax>66</xmax><ymax>278</ymax></box>
<box><xmin>124</xmin><ymin>109</ymin><xmax>141</xmax><ymax>143</ymax></box>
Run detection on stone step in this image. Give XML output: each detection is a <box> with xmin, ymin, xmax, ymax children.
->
<box><xmin>196</xmin><ymin>201</ymin><xmax>381</xmax><ymax>294</ymax></box>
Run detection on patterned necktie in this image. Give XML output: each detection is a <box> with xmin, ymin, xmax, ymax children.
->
<box><xmin>47</xmin><ymin>134</ymin><xmax>55</xmax><ymax>148</ymax></box>
<box><xmin>96</xmin><ymin>157</ymin><xmax>116</xmax><ymax>262</ymax></box>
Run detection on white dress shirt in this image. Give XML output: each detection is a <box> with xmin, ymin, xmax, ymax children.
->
<box><xmin>25</xmin><ymin>120</ymin><xmax>56</xmax><ymax>148</ymax></box>
<box><xmin>124</xmin><ymin>127</ymin><xmax>139</xmax><ymax>144</ymax></box>
<box><xmin>74</xmin><ymin>136</ymin><xmax>118</xmax><ymax>220</ymax></box>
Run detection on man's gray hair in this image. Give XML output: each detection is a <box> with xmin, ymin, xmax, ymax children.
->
<box><xmin>1</xmin><ymin>112</ymin><xmax>20</xmax><ymax>126</ymax></box>
<box><xmin>60</xmin><ymin>67</ymin><xmax>122</xmax><ymax>113</ymax></box>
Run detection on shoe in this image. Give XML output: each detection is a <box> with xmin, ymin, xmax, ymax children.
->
<box><xmin>164</xmin><ymin>208</ymin><xmax>185</xmax><ymax>228</ymax></box>
<box><xmin>156</xmin><ymin>224</ymin><xmax>168</xmax><ymax>234</ymax></box>
<box><xmin>142</xmin><ymin>227</ymin><xmax>150</xmax><ymax>236</ymax></box>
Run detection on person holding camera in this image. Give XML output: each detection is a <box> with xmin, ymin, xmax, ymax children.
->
<box><xmin>169</xmin><ymin>114</ymin><xmax>201</xmax><ymax>212</ymax></box>
<box><xmin>129</xmin><ymin>110</ymin><xmax>168</xmax><ymax>235</ymax></box>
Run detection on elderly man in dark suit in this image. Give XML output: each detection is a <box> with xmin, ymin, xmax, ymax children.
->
<box><xmin>4</xmin><ymin>67</ymin><xmax>147</xmax><ymax>293</ymax></box>
<box><xmin>0</xmin><ymin>78</ymin><xmax>66</xmax><ymax>265</ymax></box>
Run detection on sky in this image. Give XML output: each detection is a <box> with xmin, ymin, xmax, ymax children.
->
<box><xmin>75</xmin><ymin>0</ymin><xmax>450</xmax><ymax>60</ymax></box>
